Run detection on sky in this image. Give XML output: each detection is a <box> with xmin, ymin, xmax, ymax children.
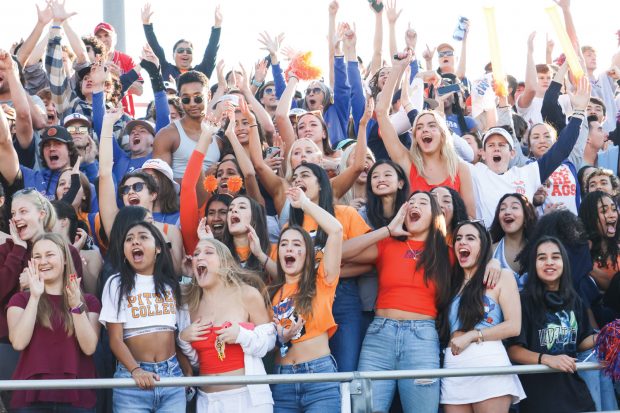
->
<box><xmin>2</xmin><ymin>0</ymin><xmax>619</xmax><ymax>110</ymax></box>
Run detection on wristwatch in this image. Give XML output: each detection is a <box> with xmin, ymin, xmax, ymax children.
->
<box><xmin>251</xmin><ymin>78</ymin><xmax>264</xmax><ymax>87</ymax></box>
<box><xmin>70</xmin><ymin>302</ymin><xmax>87</xmax><ymax>314</ymax></box>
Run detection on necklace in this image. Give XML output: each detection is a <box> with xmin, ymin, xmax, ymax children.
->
<box><xmin>405</xmin><ymin>240</ymin><xmax>423</xmax><ymax>260</ymax></box>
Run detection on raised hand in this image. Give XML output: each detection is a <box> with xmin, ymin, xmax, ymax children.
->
<box><xmin>50</xmin><ymin>0</ymin><xmax>77</xmax><ymax>23</ymax></box>
<box><xmin>422</xmin><ymin>44</ymin><xmax>435</xmax><ymax>62</ymax></box>
<box><xmin>102</xmin><ymin>105</ymin><xmax>125</xmax><ymax>125</ymax></box>
<box><xmin>342</xmin><ymin>23</ymin><xmax>357</xmax><ymax>51</ymax></box>
<box><xmin>0</xmin><ymin>50</ymin><xmax>15</xmax><ymax>74</ymax></box>
<box><xmin>197</xmin><ymin>217</ymin><xmax>214</xmax><ymax>240</ymax></box>
<box><xmin>140</xmin><ymin>44</ymin><xmax>160</xmax><ymax>68</ymax></box>
<box><xmin>9</xmin><ymin>220</ymin><xmax>27</xmax><ymax>249</ymax></box>
<box><xmin>385</xmin><ymin>0</ymin><xmax>402</xmax><ymax>24</ymax></box>
<box><xmin>387</xmin><ymin>203</ymin><xmax>412</xmax><ymax>238</ymax></box>
<box><xmin>254</xmin><ymin>59</ymin><xmax>268</xmax><ymax>84</ymax></box>
<box><xmin>36</xmin><ymin>2</ymin><xmax>54</xmax><ymax>25</ymax></box>
<box><xmin>141</xmin><ymin>2</ymin><xmax>154</xmax><ymax>25</ymax></box>
<box><xmin>405</xmin><ymin>23</ymin><xmax>417</xmax><ymax>50</ymax></box>
<box><xmin>286</xmin><ymin>186</ymin><xmax>309</xmax><ymax>209</ymax></box>
<box><xmin>237</xmin><ymin>93</ymin><xmax>256</xmax><ymax>123</ymax></box>
<box><xmin>26</xmin><ymin>259</ymin><xmax>44</xmax><ymax>299</ymax></box>
<box><xmin>258</xmin><ymin>32</ymin><xmax>284</xmax><ymax>58</ymax></box>
<box><xmin>214</xmin><ymin>4</ymin><xmax>223</xmax><ymax>27</ymax></box>
<box><xmin>66</xmin><ymin>273</ymin><xmax>82</xmax><ymax>308</ymax></box>
<box><xmin>89</xmin><ymin>60</ymin><xmax>107</xmax><ymax>90</ymax></box>
<box><xmin>360</xmin><ymin>97</ymin><xmax>374</xmax><ymax>126</ymax></box>
<box><xmin>246</xmin><ymin>225</ymin><xmax>263</xmax><ymax>258</ymax></box>
<box><xmin>570</xmin><ymin>75</ymin><xmax>591</xmax><ymax>111</ymax></box>
<box><xmin>527</xmin><ymin>31</ymin><xmax>536</xmax><ymax>53</ymax></box>
<box><xmin>328</xmin><ymin>0</ymin><xmax>339</xmax><ymax>16</ymax></box>
<box><xmin>546</xmin><ymin>33</ymin><xmax>555</xmax><ymax>55</ymax></box>
<box><xmin>73</xmin><ymin>228</ymin><xmax>88</xmax><ymax>250</ymax></box>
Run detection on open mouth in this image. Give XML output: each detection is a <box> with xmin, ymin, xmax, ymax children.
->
<box><xmin>283</xmin><ymin>254</ymin><xmax>296</xmax><ymax>268</ymax></box>
<box><xmin>128</xmin><ymin>196</ymin><xmax>141</xmax><ymax>206</ymax></box>
<box><xmin>409</xmin><ymin>210</ymin><xmax>421</xmax><ymax>222</ymax></box>
<box><xmin>502</xmin><ymin>217</ymin><xmax>515</xmax><ymax>225</ymax></box>
<box><xmin>492</xmin><ymin>155</ymin><xmax>502</xmax><ymax>163</ymax></box>
<box><xmin>49</xmin><ymin>154</ymin><xmax>59</xmax><ymax>162</ymax></box>
<box><xmin>131</xmin><ymin>248</ymin><xmax>144</xmax><ymax>262</ymax></box>
<box><xmin>196</xmin><ymin>263</ymin><xmax>207</xmax><ymax>277</ymax></box>
<box><xmin>15</xmin><ymin>223</ymin><xmax>27</xmax><ymax>237</ymax></box>
<box><xmin>212</xmin><ymin>223</ymin><xmax>224</xmax><ymax>232</ymax></box>
<box><xmin>308</xmin><ymin>98</ymin><xmax>317</xmax><ymax>106</ymax></box>
<box><xmin>132</xmin><ymin>137</ymin><xmax>141</xmax><ymax>146</ymax></box>
<box><xmin>458</xmin><ymin>248</ymin><xmax>471</xmax><ymax>260</ymax></box>
<box><xmin>606</xmin><ymin>220</ymin><xmax>617</xmax><ymax>236</ymax></box>
<box><xmin>230</xmin><ymin>216</ymin><xmax>241</xmax><ymax>225</ymax></box>
<box><xmin>296</xmin><ymin>184</ymin><xmax>307</xmax><ymax>192</ymax></box>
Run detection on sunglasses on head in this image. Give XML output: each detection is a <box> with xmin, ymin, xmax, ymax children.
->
<box><xmin>175</xmin><ymin>47</ymin><xmax>193</xmax><ymax>55</ymax></box>
<box><xmin>305</xmin><ymin>87</ymin><xmax>323</xmax><ymax>96</ymax></box>
<box><xmin>438</xmin><ymin>50</ymin><xmax>454</xmax><ymax>58</ymax></box>
<box><xmin>263</xmin><ymin>87</ymin><xmax>275</xmax><ymax>95</ymax></box>
<box><xmin>66</xmin><ymin>125</ymin><xmax>89</xmax><ymax>135</ymax></box>
<box><xmin>120</xmin><ymin>182</ymin><xmax>146</xmax><ymax>195</ymax></box>
<box><xmin>181</xmin><ymin>95</ymin><xmax>204</xmax><ymax>105</ymax></box>
<box><xmin>291</xmin><ymin>110</ymin><xmax>324</xmax><ymax>124</ymax></box>
<box><xmin>457</xmin><ymin>218</ymin><xmax>486</xmax><ymax>227</ymax></box>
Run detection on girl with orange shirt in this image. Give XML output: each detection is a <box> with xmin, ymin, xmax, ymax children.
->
<box><xmin>341</xmin><ymin>191</ymin><xmax>451</xmax><ymax>412</ymax></box>
<box><xmin>269</xmin><ymin>187</ymin><xmax>343</xmax><ymax>412</ymax></box>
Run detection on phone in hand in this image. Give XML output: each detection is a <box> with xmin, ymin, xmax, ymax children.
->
<box><xmin>368</xmin><ymin>0</ymin><xmax>384</xmax><ymax>13</ymax></box>
<box><xmin>437</xmin><ymin>83</ymin><xmax>461</xmax><ymax>96</ymax></box>
<box><xmin>265</xmin><ymin>146</ymin><xmax>281</xmax><ymax>159</ymax></box>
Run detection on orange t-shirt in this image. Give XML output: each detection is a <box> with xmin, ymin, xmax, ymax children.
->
<box><xmin>271</xmin><ymin>262</ymin><xmax>338</xmax><ymax>343</ymax></box>
<box><xmin>375</xmin><ymin>237</ymin><xmax>453</xmax><ymax>317</ymax></box>
<box><xmin>301</xmin><ymin>205</ymin><xmax>371</xmax><ymax>241</ymax></box>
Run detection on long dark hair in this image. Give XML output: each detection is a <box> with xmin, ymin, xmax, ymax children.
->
<box><xmin>221</xmin><ymin>195</ymin><xmax>271</xmax><ymax>274</ymax></box>
<box><xmin>489</xmin><ymin>193</ymin><xmax>537</xmax><ymax>244</ymax></box>
<box><xmin>524</xmin><ymin>236</ymin><xmax>576</xmax><ymax>321</ymax></box>
<box><xmin>518</xmin><ymin>210</ymin><xmax>588</xmax><ymax>273</ymax></box>
<box><xmin>268</xmin><ymin>226</ymin><xmax>317</xmax><ymax>317</ymax></box>
<box><xmin>431</xmin><ymin>186</ymin><xmax>468</xmax><ymax>234</ymax></box>
<box><xmin>113</xmin><ymin>221</ymin><xmax>181</xmax><ymax>315</ymax></box>
<box><xmin>365</xmin><ymin>160</ymin><xmax>409</xmax><ymax>230</ymax></box>
<box><xmin>150</xmin><ymin>170</ymin><xmax>179</xmax><ymax>214</ymax></box>
<box><xmin>579</xmin><ymin>190</ymin><xmax>620</xmax><ymax>271</ymax></box>
<box><xmin>451</xmin><ymin>221</ymin><xmax>493</xmax><ymax>332</ymax></box>
<box><xmin>289</xmin><ymin>163</ymin><xmax>335</xmax><ymax>249</ymax></box>
<box><xmin>118</xmin><ymin>171</ymin><xmax>159</xmax><ymax>202</ymax></box>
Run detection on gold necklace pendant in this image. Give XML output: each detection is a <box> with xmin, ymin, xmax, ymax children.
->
<box><xmin>215</xmin><ymin>337</ymin><xmax>226</xmax><ymax>361</ymax></box>
<box><xmin>405</xmin><ymin>240</ymin><xmax>422</xmax><ymax>260</ymax></box>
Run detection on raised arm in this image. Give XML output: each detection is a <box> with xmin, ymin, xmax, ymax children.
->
<box><xmin>238</xmin><ymin>65</ymin><xmax>275</xmax><ymax>136</ymax></box>
<box><xmin>194</xmin><ymin>6</ymin><xmax>222</xmax><ymax>78</ymax></box>
<box><xmin>554</xmin><ymin>0</ymin><xmax>580</xmax><ymax>50</ymax></box>
<box><xmin>327</xmin><ymin>1</ymin><xmax>338</xmax><ymax>89</ymax></box>
<box><xmin>456</xmin><ymin>20</ymin><xmax>470</xmax><ymax>80</ymax></box>
<box><xmin>375</xmin><ymin>52</ymin><xmax>412</xmax><ymax>173</ymax></box>
<box><xmin>273</xmin><ymin>76</ymin><xmax>298</xmax><ymax>159</ymax></box>
<box><xmin>141</xmin><ymin>3</ymin><xmax>170</xmax><ymax>70</ymax></box>
<box><xmin>369</xmin><ymin>2</ymin><xmax>384</xmax><ymax>77</ymax></box>
<box><xmin>98</xmin><ymin>105</ymin><xmax>125</xmax><ymax>238</ymax></box>
<box><xmin>0</xmin><ymin>101</ymin><xmax>20</xmax><ymax>186</ymax></box>
<box><xmin>385</xmin><ymin>0</ymin><xmax>402</xmax><ymax>61</ymax></box>
<box><xmin>289</xmin><ymin>187</ymin><xmax>343</xmax><ymax>283</ymax></box>
<box><xmin>343</xmin><ymin>24</ymin><xmax>365</xmax><ymax>134</ymax></box>
<box><xmin>518</xmin><ymin>32</ymin><xmax>538</xmax><ymax>110</ymax></box>
<box><xmin>1</xmin><ymin>52</ymin><xmax>33</xmax><ymax>150</ymax></box>
<box><xmin>16</xmin><ymin>4</ymin><xmax>53</xmax><ymax>67</ymax></box>
<box><xmin>62</xmin><ymin>16</ymin><xmax>89</xmax><ymax>64</ymax></box>
<box><xmin>541</xmin><ymin>62</ymin><xmax>568</xmax><ymax>132</ymax></box>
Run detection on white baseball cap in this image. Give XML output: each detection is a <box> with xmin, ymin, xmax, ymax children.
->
<box><xmin>140</xmin><ymin>158</ymin><xmax>180</xmax><ymax>194</ymax></box>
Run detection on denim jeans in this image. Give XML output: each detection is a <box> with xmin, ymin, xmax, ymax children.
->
<box><xmin>11</xmin><ymin>403</ymin><xmax>95</xmax><ymax>413</ymax></box>
<box><xmin>113</xmin><ymin>355</ymin><xmax>186</xmax><ymax>413</ymax></box>
<box><xmin>271</xmin><ymin>355</ymin><xmax>341</xmax><ymax>412</ymax></box>
<box><xmin>358</xmin><ymin>317</ymin><xmax>440</xmax><ymax>413</ymax></box>
<box><xmin>577</xmin><ymin>349</ymin><xmax>618</xmax><ymax>411</ymax></box>
<box><xmin>329</xmin><ymin>279</ymin><xmax>363</xmax><ymax>372</ymax></box>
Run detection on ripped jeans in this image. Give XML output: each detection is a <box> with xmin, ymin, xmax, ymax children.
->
<box><xmin>357</xmin><ymin>317</ymin><xmax>440</xmax><ymax>413</ymax></box>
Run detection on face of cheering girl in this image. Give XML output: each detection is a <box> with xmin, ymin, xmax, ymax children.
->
<box><xmin>498</xmin><ymin>196</ymin><xmax>525</xmax><ymax>236</ymax></box>
<box><xmin>192</xmin><ymin>240</ymin><xmax>221</xmax><ymax>289</ymax></box>
<box><xmin>596</xmin><ymin>195</ymin><xmax>618</xmax><ymax>238</ymax></box>
<box><xmin>292</xmin><ymin>165</ymin><xmax>320</xmax><ymax>203</ymax></box>
<box><xmin>226</xmin><ymin>197</ymin><xmax>252</xmax><ymax>236</ymax></box>
<box><xmin>123</xmin><ymin>224</ymin><xmax>159</xmax><ymax>275</ymax></box>
<box><xmin>405</xmin><ymin>192</ymin><xmax>433</xmax><ymax>239</ymax></box>
<box><xmin>278</xmin><ymin>228</ymin><xmax>307</xmax><ymax>278</ymax></box>
<box><xmin>413</xmin><ymin>113</ymin><xmax>443</xmax><ymax>155</ymax></box>
<box><xmin>11</xmin><ymin>196</ymin><xmax>47</xmax><ymax>243</ymax></box>
<box><xmin>454</xmin><ymin>223</ymin><xmax>482</xmax><ymax>272</ymax></box>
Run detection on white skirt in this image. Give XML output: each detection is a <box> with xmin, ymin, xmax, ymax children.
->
<box><xmin>197</xmin><ymin>387</ymin><xmax>273</xmax><ymax>413</ymax></box>
<box><xmin>440</xmin><ymin>340</ymin><xmax>526</xmax><ymax>405</ymax></box>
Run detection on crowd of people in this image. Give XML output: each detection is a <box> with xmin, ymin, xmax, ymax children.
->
<box><xmin>0</xmin><ymin>0</ymin><xmax>619</xmax><ymax>412</ymax></box>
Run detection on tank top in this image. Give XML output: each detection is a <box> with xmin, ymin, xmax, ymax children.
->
<box><xmin>409</xmin><ymin>163</ymin><xmax>461</xmax><ymax>192</ymax></box>
<box><xmin>190</xmin><ymin>322</ymin><xmax>252</xmax><ymax>374</ymax></box>
<box><xmin>493</xmin><ymin>238</ymin><xmax>527</xmax><ymax>291</ymax></box>
<box><xmin>171</xmin><ymin>120</ymin><xmax>220</xmax><ymax>179</ymax></box>
<box><xmin>448</xmin><ymin>294</ymin><xmax>503</xmax><ymax>334</ymax></box>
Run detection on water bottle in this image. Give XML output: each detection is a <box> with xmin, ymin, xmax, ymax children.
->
<box><xmin>453</xmin><ymin>17</ymin><xmax>469</xmax><ymax>41</ymax></box>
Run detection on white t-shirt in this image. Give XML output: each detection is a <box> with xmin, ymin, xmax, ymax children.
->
<box><xmin>470</xmin><ymin>162</ymin><xmax>542</xmax><ymax>227</ymax></box>
<box><xmin>516</xmin><ymin>95</ymin><xmax>572</xmax><ymax>127</ymax></box>
<box><xmin>542</xmin><ymin>163</ymin><xmax>578</xmax><ymax>214</ymax></box>
<box><xmin>99</xmin><ymin>274</ymin><xmax>178</xmax><ymax>330</ymax></box>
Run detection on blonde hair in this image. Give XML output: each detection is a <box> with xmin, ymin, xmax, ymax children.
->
<box><xmin>183</xmin><ymin>239</ymin><xmax>268</xmax><ymax>312</ymax></box>
<box><xmin>284</xmin><ymin>138</ymin><xmax>323</xmax><ymax>182</ymax></box>
<box><xmin>33</xmin><ymin>233</ymin><xmax>82</xmax><ymax>335</ymax></box>
<box><xmin>13</xmin><ymin>189</ymin><xmax>57</xmax><ymax>232</ymax></box>
<box><xmin>410</xmin><ymin>111</ymin><xmax>459</xmax><ymax>183</ymax></box>
<box><xmin>337</xmin><ymin>143</ymin><xmax>375</xmax><ymax>205</ymax></box>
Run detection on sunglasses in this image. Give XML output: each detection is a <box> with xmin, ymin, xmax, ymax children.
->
<box><xmin>263</xmin><ymin>87</ymin><xmax>275</xmax><ymax>95</ymax></box>
<box><xmin>457</xmin><ymin>218</ymin><xmax>486</xmax><ymax>227</ymax></box>
<box><xmin>181</xmin><ymin>95</ymin><xmax>204</xmax><ymax>105</ymax></box>
<box><xmin>66</xmin><ymin>125</ymin><xmax>89</xmax><ymax>135</ymax></box>
<box><xmin>175</xmin><ymin>47</ymin><xmax>193</xmax><ymax>55</ymax></box>
<box><xmin>438</xmin><ymin>50</ymin><xmax>454</xmax><ymax>58</ymax></box>
<box><xmin>120</xmin><ymin>182</ymin><xmax>146</xmax><ymax>195</ymax></box>
<box><xmin>305</xmin><ymin>87</ymin><xmax>323</xmax><ymax>95</ymax></box>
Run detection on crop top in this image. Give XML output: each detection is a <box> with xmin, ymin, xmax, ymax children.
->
<box><xmin>99</xmin><ymin>274</ymin><xmax>178</xmax><ymax>338</ymax></box>
<box><xmin>375</xmin><ymin>237</ymin><xmax>453</xmax><ymax>317</ymax></box>
<box><xmin>409</xmin><ymin>163</ymin><xmax>461</xmax><ymax>193</ymax></box>
<box><xmin>191</xmin><ymin>322</ymin><xmax>252</xmax><ymax>374</ymax></box>
<box><xmin>272</xmin><ymin>262</ymin><xmax>338</xmax><ymax>344</ymax></box>
<box><xmin>448</xmin><ymin>294</ymin><xmax>504</xmax><ymax>334</ymax></box>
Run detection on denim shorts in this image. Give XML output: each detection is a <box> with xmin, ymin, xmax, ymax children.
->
<box><xmin>113</xmin><ymin>354</ymin><xmax>186</xmax><ymax>413</ymax></box>
<box><xmin>271</xmin><ymin>354</ymin><xmax>341</xmax><ymax>412</ymax></box>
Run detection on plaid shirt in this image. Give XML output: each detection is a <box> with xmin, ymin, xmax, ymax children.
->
<box><xmin>45</xmin><ymin>27</ymin><xmax>75</xmax><ymax>117</ymax></box>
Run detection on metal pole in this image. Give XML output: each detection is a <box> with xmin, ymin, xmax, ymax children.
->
<box><xmin>0</xmin><ymin>362</ymin><xmax>602</xmax><ymax>391</ymax></box>
<box><xmin>102</xmin><ymin>0</ymin><xmax>126</xmax><ymax>53</ymax></box>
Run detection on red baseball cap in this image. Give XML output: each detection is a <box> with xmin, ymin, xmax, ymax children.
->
<box><xmin>94</xmin><ymin>22</ymin><xmax>115</xmax><ymax>35</ymax></box>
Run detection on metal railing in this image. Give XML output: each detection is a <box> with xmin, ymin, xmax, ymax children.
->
<box><xmin>0</xmin><ymin>362</ymin><xmax>604</xmax><ymax>413</ymax></box>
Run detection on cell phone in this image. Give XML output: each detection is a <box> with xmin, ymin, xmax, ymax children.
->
<box><xmin>368</xmin><ymin>0</ymin><xmax>384</xmax><ymax>13</ymax></box>
<box><xmin>437</xmin><ymin>83</ymin><xmax>461</xmax><ymax>96</ymax></box>
<box><xmin>265</xmin><ymin>146</ymin><xmax>281</xmax><ymax>159</ymax></box>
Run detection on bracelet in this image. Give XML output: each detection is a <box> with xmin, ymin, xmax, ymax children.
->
<box><xmin>386</xmin><ymin>226</ymin><xmax>392</xmax><ymax>237</ymax></box>
<box><xmin>130</xmin><ymin>366</ymin><xmax>141</xmax><ymax>375</ymax></box>
<box><xmin>537</xmin><ymin>353</ymin><xmax>543</xmax><ymax>364</ymax></box>
<box><xmin>476</xmin><ymin>328</ymin><xmax>484</xmax><ymax>344</ymax></box>
<box><xmin>251</xmin><ymin>79</ymin><xmax>264</xmax><ymax>87</ymax></box>
<box><xmin>51</xmin><ymin>25</ymin><xmax>62</xmax><ymax>29</ymax></box>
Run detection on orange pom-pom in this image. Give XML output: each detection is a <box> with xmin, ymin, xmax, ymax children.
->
<box><xmin>285</xmin><ymin>52</ymin><xmax>322</xmax><ymax>81</ymax></box>
<box><xmin>227</xmin><ymin>176</ymin><xmax>244</xmax><ymax>194</ymax></box>
<box><xmin>203</xmin><ymin>175</ymin><xmax>218</xmax><ymax>193</ymax></box>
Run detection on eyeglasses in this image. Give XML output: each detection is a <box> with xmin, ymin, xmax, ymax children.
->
<box><xmin>263</xmin><ymin>87</ymin><xmax>275</xmax><ymax>95</ymax></box>
<box><xmin>175</xmin><ymin>47</ymin><xmax>193</xmax><ymax>55</ymax></box>
<box><xmin>120</xmin><ymin>182</ymin><xmax>146</xmax><ymax>195</ymax></box>
<box><xmin>305</xmin><ymin>87</ymin><xmax>323</xmax><ymax>96</ymax></box>
<box><xmin>438</xmin><ymin>50</ymin><xmax>454</xmax><ymax>58</ymax></box>
<box><xmin>66</xmin><ymin>125</ymin><xmax>89</xmax><ymax>135</ymax></box>
<box><xmin>181</xmin><ymin>95</ymin><xmax>204</xmax><ymax>105</ymax></box>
